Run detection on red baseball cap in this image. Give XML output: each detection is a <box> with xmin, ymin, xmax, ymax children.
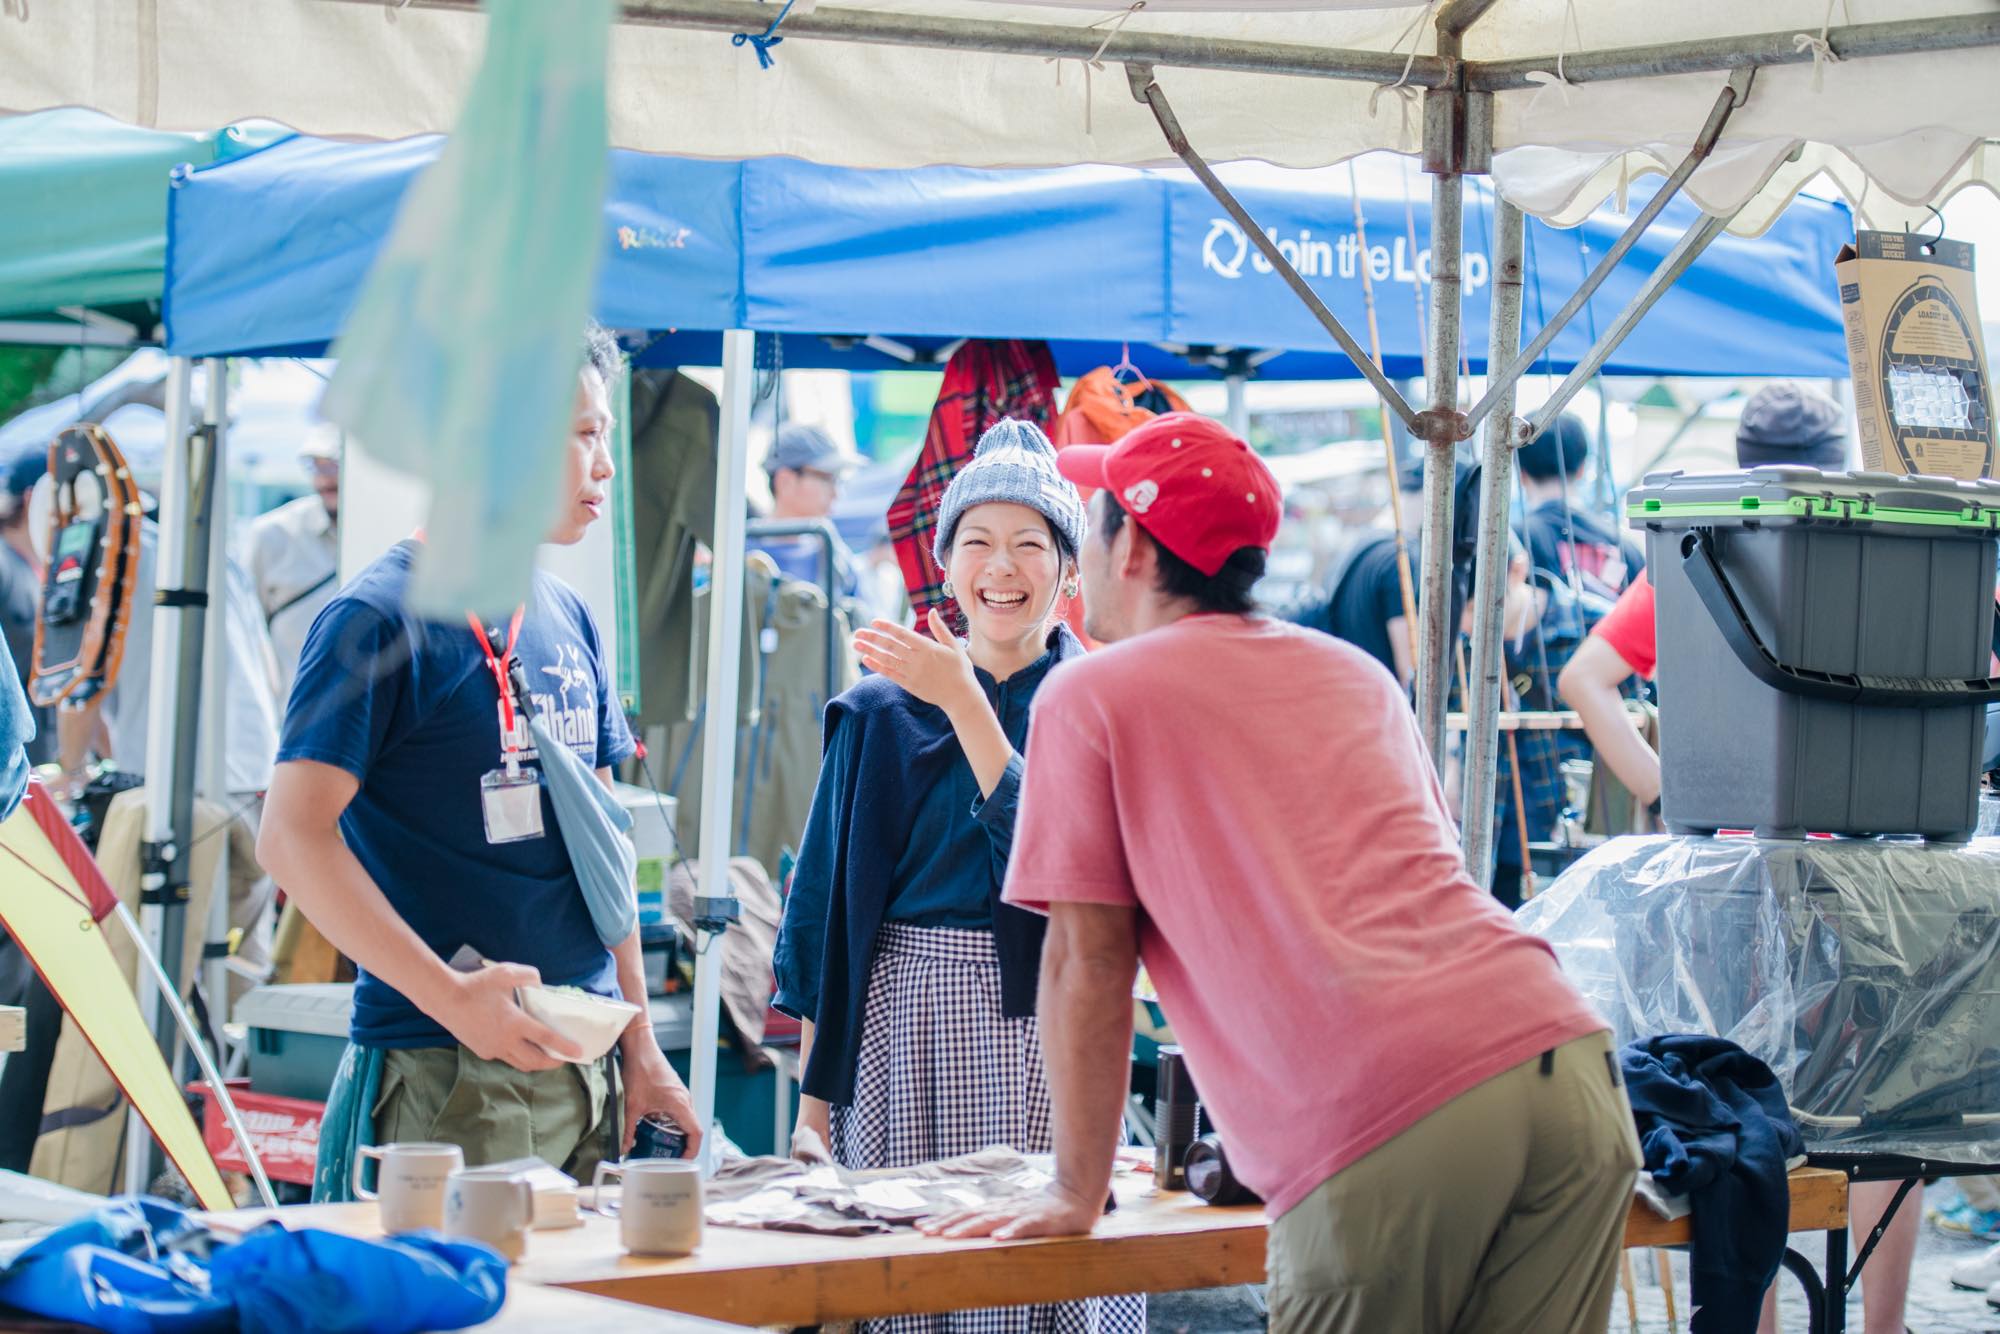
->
<box><xmin>1056</xmin><ymin>413</ymin><xmax>1281</xmax><ymax>576</ymax></box>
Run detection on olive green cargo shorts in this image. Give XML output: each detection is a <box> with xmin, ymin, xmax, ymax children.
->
<box><xmin>374</xmin><ymin>1045</ymin><xmax>619</xmax><ymax>1180</ymax></box>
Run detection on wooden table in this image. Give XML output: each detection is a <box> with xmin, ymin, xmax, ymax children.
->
<box><xmin>228</xmin><ymin>1168</ymin><xmax>1851</xmax><ymax>1329</ymax></box>
<box><xmin>481</xmin><ymin>1284</ymin><xmax>743</xmax><ymax>1332</ymax></box>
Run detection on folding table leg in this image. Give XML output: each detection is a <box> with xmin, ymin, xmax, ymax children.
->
<box><xmin>1822</xmin><ymin>1226</ymin><xmax>1848</xmax><ymax>1334</ymax></box>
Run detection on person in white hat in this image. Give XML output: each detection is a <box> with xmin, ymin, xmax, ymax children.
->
<box><xmin>245</xmin><ymin>425</ymin><xmax>343</xmax><ymax>695</ymax></box>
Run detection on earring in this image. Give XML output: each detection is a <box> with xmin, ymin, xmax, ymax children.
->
<box><xmin>1062</xmin><ymin>579</ymin><xmax>1079</xmax><ymax>599</ymax></box>
<box><xmin>941</xmin><ymin>578</ymin><xmax>956</xmax><ymax>599</ymax></box>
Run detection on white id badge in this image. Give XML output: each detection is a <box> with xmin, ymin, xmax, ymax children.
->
<box><xmin>480</xmin><ymin>769</ymin><xmax>545</xmax><ymax>844</ymax></box>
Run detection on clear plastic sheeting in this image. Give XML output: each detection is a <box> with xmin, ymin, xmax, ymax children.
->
<box><xmin>1980</xmin><ymin>791</ymin><xmax>1998</xmax><ymax>838</ymax></box>
<box><xmin>1517</xmin><ymin>834</ymin><xmax>2000</xmax><ymax>1160</ymax></box>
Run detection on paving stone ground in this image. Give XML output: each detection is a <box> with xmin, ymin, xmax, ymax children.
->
<box><xmin>1146</xmin><ymin>1183</ymin><xmax>2000</xmax><ymax>1333</ymax></box>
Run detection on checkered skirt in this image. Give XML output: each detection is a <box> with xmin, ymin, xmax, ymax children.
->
<box><xmin>829</xmin><ymin>924</ymin><xmax>1146</xmax><ymax>1334</ymax></box>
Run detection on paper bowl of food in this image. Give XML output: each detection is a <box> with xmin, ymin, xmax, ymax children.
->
<box><xmin>516</xmin><ymin>985</ymin><xmax>640</xmax><ymax>1063</ymax></box>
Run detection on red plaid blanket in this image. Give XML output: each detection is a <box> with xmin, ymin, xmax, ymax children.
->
<box><xmin>886</xmin><ymin>340</ymin><xmax>1060</xmax><ymax>631</ymax></box>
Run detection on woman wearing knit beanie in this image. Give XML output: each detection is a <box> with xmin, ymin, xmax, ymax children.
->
<box><xmin>772</xmin><ymin>419</ymin><xmax>1142</xmax><ymax>1334</ymax></box>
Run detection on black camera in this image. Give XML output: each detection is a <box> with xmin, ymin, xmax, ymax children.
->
<box><xmin>1184</xmin><ymin>1133</ymin><xmax>1261</xmax><ymax>1208</ymax></box>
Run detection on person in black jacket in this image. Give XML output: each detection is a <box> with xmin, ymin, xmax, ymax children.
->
<box><xmin>772</xmin><ymin>419</ymin><xmax>1140</xmax><ymax>1334</ymax></box>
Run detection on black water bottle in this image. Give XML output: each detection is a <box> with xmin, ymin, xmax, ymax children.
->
<box><xmin>1155</xmin><ymin>1045</ymin><xmax>1200</xmax><ymax>1191</ymax></box>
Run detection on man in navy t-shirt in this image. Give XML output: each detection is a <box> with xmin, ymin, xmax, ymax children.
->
<box><xmin>259</xmin><ymin>326</ymin><xmax>698</xmax><ymax>1178</ymax></box>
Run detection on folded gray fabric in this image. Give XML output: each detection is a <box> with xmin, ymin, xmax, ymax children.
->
<box><xmin>703</xmin><ymin>1147</ymin><xmax>1050</xmax><ymax>1236</ymax></box>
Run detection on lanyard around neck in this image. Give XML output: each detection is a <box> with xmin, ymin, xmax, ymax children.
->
<box><xmin>467</xmin><ymin>606</ymin><xmax>527</xmax><ymax>763</ymax></box>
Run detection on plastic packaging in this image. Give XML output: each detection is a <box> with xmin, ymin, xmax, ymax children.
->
<box><xmin>1518</xmin><ymin>834</ymin><xmax>2000</xmax><ymax>1158</ymax></box>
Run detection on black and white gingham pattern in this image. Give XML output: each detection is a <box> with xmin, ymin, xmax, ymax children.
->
<box><xmin>830</xmin><ymin>924</ymin><xmax>1146</xmax><ymax>1334</ymax></box>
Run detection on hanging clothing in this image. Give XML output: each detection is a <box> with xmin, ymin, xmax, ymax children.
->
<box><xmin>1046</xmin><ymin>369</ymin><xmax>1192</xmax><ymax>646</ymax></box>
<box><xmin>628</xmin><ymin>369</ymin><xmax>724</xmax><ymax>734</ymax></box>
<box><xmin>887</xmin><ymin>341</ymin><xmax>1059</xmax><ymax>624</ymax></box>
<box><xmin>662</xmin><ymin>555</ymin><xmax>858</xmax><ymax>879</ymax></box>
<box><xmin>829</xmin><ymin>923</ymin><xmax>1145</xmax><ymax>1334</ymax></box>
<box><xmin>1050</xmin><ymin>367</ymin><xmax>1190</xmax><ymax>449</ymax></box>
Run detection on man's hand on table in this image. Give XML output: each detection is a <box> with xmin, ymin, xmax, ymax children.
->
<box><xmin>917</xmin><ymin>1183</ymin><xmax>1101</xmax><ymax>1242</ymax></box>
<box><xmin>435</xmin><ymin>963</ymin><xmax>583</xmax><ymax>1073</ymax></box>
<box><xmin>619</xmin><ymin>1031</ymin><xmax>703</xmax><ymax>1158</ymax></box>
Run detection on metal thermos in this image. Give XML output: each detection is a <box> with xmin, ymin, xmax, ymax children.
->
<box><xmin>1155</xmin><ymin>1045</ymin><xmax>1200</xmax><ymax>1190</ymax></box>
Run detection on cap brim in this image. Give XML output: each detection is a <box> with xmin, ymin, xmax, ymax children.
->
<box><xmin>1055</xmin><ymin>444</ymin><xmax>1114</xmax><ymax>490</ymax></box>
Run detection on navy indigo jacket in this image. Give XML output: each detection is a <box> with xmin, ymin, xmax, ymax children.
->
<box><xmin>773</xmin><ymin>625</ymin><xmax>1084</xmax><ymax>1105</ymax></box>
<box><xmin>1622</xmin><ymin>1035</ymin><xmax>1804</xmax><ymax>1334</ymax></box>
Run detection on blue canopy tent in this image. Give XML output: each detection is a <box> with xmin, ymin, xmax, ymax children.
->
<box><xmin>159</xmin><ymin>134</ymin><xmax>1853</xmax><ymax>1157</ymax></box>
<box><xmin>162</xmin><ymin>138</ymin><xmax>1850</xmax><ymax>382</ymax></box>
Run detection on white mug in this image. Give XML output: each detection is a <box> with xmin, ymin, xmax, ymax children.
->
<box><xmin>442</xmin><ymin>1168</ymin><xmax>535</xmax><ymax>1263</ymax></box>
<box><xmin>591</xmin><ymin>1159</ymin><xmax>703</xmax><ymax>1256</ymax></box>
<box><xmin>352</xmin><ymin>1142</ymin><xmax>464</xmax><ymax>1233</ymax></box>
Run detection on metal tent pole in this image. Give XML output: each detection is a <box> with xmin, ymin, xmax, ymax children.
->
<box><xmin>1411</xmin><ymin>77</ymin><xmax>1480</xmax><ymax>771</ymax></box>
<box><xmin>1515</xmin><ymin>208</ymin><xmax>1741</xmax><ymax>445</ymax></box>
<box><xmin>328</xmin><ymin>1</ymin><xmax>1999</xmax><ymax>94</ymax></box>
<box><xmin>1224</xmin><ymin>373</ymin><xmax>1249</xmax><ymax>439</ymax></box>
<box><xmin>198</xmin><ymin>361</ymin><xmax>234</xmax><ymax>1051</ymax></box>
<box><xmin>154</xmin><ymin>362</ymin><xmax>223</xmax><ymax>1047</ymax></box>
<box><xmin>689</xmin><ymin>329</ymin><xmax>755</xmax><ymax>1167</ymax></box>
<box><xmin>1459</xmin><ymin>198</ymin><xmax>1524</xmax><ymax>887</ymax></box>
<box><xmin>1467</xmin><ymin>12</ymin><xmax>2000</xmax><ymax>90</ymax></box>
<box><xmin>1127</xmin><ymin>65</ymin><xmax>1420</xmax><ymax>433</ymax></box>
<box><xmin>128</xmin><ymin>355</ymin><xmax>195</xmax><ymax>1194</ymax></box>
<box><xmin>1462</xmin><ymin>70</ymin><xmax>1754</xmax><ymax>434</ymax></box>
<box><xmin>342</xmin><ymin>0</ymin><xmax>1447</xmax><ymax>85</ymax></box>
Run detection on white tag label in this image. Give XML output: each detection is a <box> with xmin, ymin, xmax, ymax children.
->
<box><xmin>481</xmin><ymin>770</ymin><xmax>545</xmax><ymax>844</ymax></box>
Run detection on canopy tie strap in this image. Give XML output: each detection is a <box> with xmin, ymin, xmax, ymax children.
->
<box><xmin>1367</xmin><ymin>0</ymin><xmax>1438</xmax><ymax>150</ymax></box>
<box><xmin>733</xmin><ymin>0</ymin><xmax>801</xmax><ymax>69</ymax></box>
<box><xmin>1523</xmin><ymin>0</ymin><xmax>1583</xmax><ymax>116</ymax></box>
<box><xmin>1045</xmin><ymin>1</ymin><xmax>1146</xmax><ymax>136</ymax></box>
<box><xmin>1792</xmin><ymin>0</ymin><xmax>1851</xmax><ymax>92</ymax></box>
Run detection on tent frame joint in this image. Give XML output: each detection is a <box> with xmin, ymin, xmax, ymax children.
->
<box><xmin>1463</xmin><ymin>65</ymin><xmax>1758</xmax><ymax>434</ymax></box>
<box><xmin>1127</xmin><ymin>61</ymin><xmax>1421</xmax><ymax>432</ymax></box>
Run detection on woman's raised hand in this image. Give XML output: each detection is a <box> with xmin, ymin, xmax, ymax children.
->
<box><xmin>853</xmin><ymin>610</ymin><xmax>982</xmax><ymax>714</ymax></box>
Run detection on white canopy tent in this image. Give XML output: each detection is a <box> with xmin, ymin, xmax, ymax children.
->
<box><xmin>7</xmin><ymin>0</ymin><xmax>1997</xmax><ymax>1161</ymax></box>
<box><xmin>2</xmin><ymin>0</ymin><xmax>1994</xmax><ymax>234</ymax></box>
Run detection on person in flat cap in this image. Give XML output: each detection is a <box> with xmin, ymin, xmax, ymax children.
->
<box><xmin>772</xmin><ymin>418</ymin><xmax>1141</xmax><ymax>1334</ymax></box>
<box><xmin>750</xmin><ymin>422</ymin><xmax>864</xmax><ymax>599</ymax></box>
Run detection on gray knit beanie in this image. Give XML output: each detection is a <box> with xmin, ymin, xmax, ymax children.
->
<box><xmin>931</xmin><ymin>419</ymin><xmax>1088</xmax><ymax>568</ymax></box>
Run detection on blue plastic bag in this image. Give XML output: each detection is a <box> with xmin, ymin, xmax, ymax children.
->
<box><xmin>0</xmin><ymin>1197</ymin><xmax>506</xmax><ymax>1334</ymax></box>
<box><xmin>214</xmin><ymin>1226</ymin><xmax>506</xmax><ymax>1334</ymax></box>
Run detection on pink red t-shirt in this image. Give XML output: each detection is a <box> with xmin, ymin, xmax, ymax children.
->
<box><xmin>1593</xmin><ymin>573</ymin><xmax>1657</xmax><ymax>678</ymax></box>
<box><xmin>1003</xmin><ymin>614</ymin><xmax>1606</xmax><ymax>1218</ymax></box>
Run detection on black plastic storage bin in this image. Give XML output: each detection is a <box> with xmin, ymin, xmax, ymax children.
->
<box><xmin>1629</xmin><ymin>467</ymin><xmax>2000</xmax><ymax>841</ymax></box>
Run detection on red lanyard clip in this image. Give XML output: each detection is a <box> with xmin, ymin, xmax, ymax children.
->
<box><xmin>467</xmin><ymin>606</ymin><xmax>527</xmax><ymax>761</ymax></box>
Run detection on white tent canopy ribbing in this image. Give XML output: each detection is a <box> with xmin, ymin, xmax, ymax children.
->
<box><xmin>1</xmin><ymin>0</ymin><xmax>1995</xmax><ymax>233</ymax></box>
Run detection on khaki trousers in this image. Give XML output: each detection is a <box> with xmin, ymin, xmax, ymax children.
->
<box><xmin>1267</xmin><ymin>1030</ymin><xmax>1641</xmax><ymax>1334</ymax></box>
<box><xmin>375</xmin><ymin>1045</ymin><xmax>617</xmax><ymax>1181</ymax></box>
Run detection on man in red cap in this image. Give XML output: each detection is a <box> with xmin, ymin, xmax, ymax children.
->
<box><xmin>926</xmin><ymin>413</ymin><xmax>1639</xmax><ymax>1334</ymax></box>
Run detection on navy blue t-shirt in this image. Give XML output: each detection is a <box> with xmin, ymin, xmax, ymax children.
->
<box><xmin>277</xmin><ymin>542</ymin><xmax>636</xmax><ymax>1048</ymax></box>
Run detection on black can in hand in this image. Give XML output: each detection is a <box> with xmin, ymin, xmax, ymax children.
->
<box><xmin>633</xmin><ymin>1114</ymin><xmax>688</xmax><ymax>1160</ymax></box>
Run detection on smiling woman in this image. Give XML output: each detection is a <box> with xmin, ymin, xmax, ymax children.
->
<box><xmin>771</xmin><ymin>419</ymin><xmax>1140</xmax><ymax>1334</ymax></box>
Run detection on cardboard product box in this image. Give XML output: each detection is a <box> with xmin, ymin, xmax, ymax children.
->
<box><xmin>1836</xmin><ymin>230</ymin><xmax>1995</xmax><ymax>480</ymax></box>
